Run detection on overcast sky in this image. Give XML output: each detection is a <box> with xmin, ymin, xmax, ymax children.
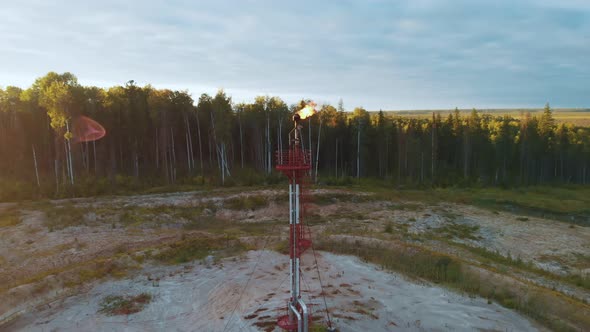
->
<box><xmin>1</xmin><ymin>0</ymin><xmax>589</xmax><ymax>110</ymax></box>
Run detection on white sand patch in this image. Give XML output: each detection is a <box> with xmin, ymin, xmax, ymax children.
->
<box><xmin>9</xmin><ymin>250</ymin><xmax>541</xmax><ymax>332</ymax></box>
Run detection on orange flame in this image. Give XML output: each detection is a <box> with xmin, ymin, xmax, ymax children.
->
<box><xmin>297</xmin><ymin>102</ymin><xmax>317</xmax><ymax>120</ymax></box>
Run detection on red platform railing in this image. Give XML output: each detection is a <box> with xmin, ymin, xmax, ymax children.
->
<box><xmin>275</xmin><ymin>149</ymin><xmax>312</xmax><ymax>172</ymax></box>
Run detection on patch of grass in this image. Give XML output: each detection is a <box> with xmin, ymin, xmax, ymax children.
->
<box><xmin>314</xmin><ymin>193</ymin><xmax>362</xmax><ymax>205</ymax></box>
<box><xmin>99</xmin><ymin>293</ymin><xmax>152</xmax><ymax>316</ymax></box>
<box><xmin>153</xmin><ymin>237</ymin><xmax>247</xmax><ymax>264</ymax></box>
<box><xmin>461</xmin><ymin>244</ymin><xmax>529</xmax><ymax>268</ymax></box>
<box><xmin>236</xmin><ymin>221</ymin><xmax>282</xmax><ymax>236</ymax></box>
<box><xmin>309</xmin><ymin>324</ymin><xmax>331</xmax><ymax>332</ymax></box>
<box><xmin>393</xmin><ymin>202</ymin><xmax>423</xmax><ymax>211</ymax></box>
<box><xmin>317</xmin><ymin>239</ymin><xmax>462</xmax><ymax>284</ymax></box>
<box><xmin>384</xmin><ymin>222</ymin><xmax>394</xmax><ymax>234</ymax></box>
<box><xmin>318</xmin><ymin>238</ymin><xmax>590</xmax><ymax>332</ymax></box>
<box><xmin>572</xmin><ymin>253</ymin><xmax>590</xmax><ymax>269</ymax></box>
<box><xmin>120</xmin><ymin>205</ymin><xmax>189</xmax><ymax>224</ymax></box>
<box><xmin>75</xmin><ymin>258</ymin><xmax>130</xmax><ymax>285</ymax></box>
<box><xmin>455</xmin><ymin>243</ymin><xmax>590</xmax><ymax>291</ymax></box>
<box><xmin>448</xmin><ymin>186</ymin><xmax>590</xmax><ymax>225</ymax></box>
<box><xmin>568</xmin><ymin>274</ymin><xmax>590</xmax><ymax>290</ymax></box>
<box><xmin>183</xmin><ymin>215</ymin><xmax>224</xmax><ymax>230</ymax></box>
<box><xmin>224</xmin><ymin>195</ymin><xmax>268</xmax><ymax>210</ymax></box>
<box><xmin>44</xmin><ymin>204</ymin><xmax>87</xmax><ymax>230</ymax></box>
<box><xmin>1</xmin><ymin>254</ymin><xmax>137</xmax><ymax>295</ymax></box>
<box><xmin>439</xmin><ymin>210</ymin><xmax>461</xmax><ymax>221</ymax></box>
<box><xmin>306</xmin><ymin>213</ymin><xmax>326</xmax><ymax>225</ymax></box>
<box><xmin>338</xmin><ymin>182</ymin><xmax>590</xmax><ymax>225</ymax></box>
<box><xmin>119</xmin><ymin>209</ymin><xmax>146</xmax><ymax>225</ymax></box>
<box><xmin>273</xmin><ymin>239</ymin><xmax>289</xmax><ymax>255</ymax></box>
<box><xmin>0</xmin><ymin>211</ymin><xmax>20</xmax><ymax>227</ymax></box>
<box><xmin>41</xmin><ymin>202</ymin><xmax>217</xmax><ymax>230</ymax></box>
<box><xmin>397</xmin><ymin>222</ymin><xmax>410</xmax><ymax>235</ymax></box>
<box><xmin>440</xmin><ymin>223</ymin><xmax>480</xmax><ymax>240</ymax></box>
<box><xmin>183</xmin><ymin>214</ymin><xmax>280</xmax><ymax>238</ymax></box>
<box><xmin>516</xmin><ymin>217</ymin><xmax>529</xmax><ymax>221</ymax></box>
<box><xmin>115</xmin><ymin>204</ymin><xmax>212</xmax><ymax>227</ymax></box>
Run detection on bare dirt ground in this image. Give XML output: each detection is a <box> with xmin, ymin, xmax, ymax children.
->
<box><xmin>5</xmin><ymin>251</ymin><xmax>542</xmax><ymax>332</ymax></box>
<box><xmin>1</xmin><ymin>188</ymin><xmax>588</xmax><ymax>330</ymax></box>
<box><xmin>430</xmin><ymin>203</ymin><xmax>590</xmax><ymax>275</ymax></box>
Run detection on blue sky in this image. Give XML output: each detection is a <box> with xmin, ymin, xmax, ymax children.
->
<box><xmin>0</xmin><ymin>0</ymin><xmax>589</xmax><ymax>110</ymax></box>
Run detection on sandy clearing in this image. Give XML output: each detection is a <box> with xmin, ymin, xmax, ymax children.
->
<box><xmin>441</xmin><ymin>203</ymin><xmax>590</xmax><ymax>271</ymax></box>
<box><xmin>7</xmin><ymin>250</ymin><xmax>542</xmax><ymax>332</ymax></box>
<box><xmin>1</xmin><ymin>188</ymin><xmax>585</xmax><ymax>331</ymax></box>
<box><xmin>15</xmin><ymin>187</ymin><xmax>588</xmax><ymax>275</ymax></box>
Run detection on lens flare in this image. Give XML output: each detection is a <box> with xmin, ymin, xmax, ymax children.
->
<box><xmin>72</xmin><ymin>115</ymin><xmax>106</xmax><ymax>143</ymax></box>
<box><xmin>297</xmin><ymin>102</ymin><xmax>317</xmax><ymax>120</ymax></box>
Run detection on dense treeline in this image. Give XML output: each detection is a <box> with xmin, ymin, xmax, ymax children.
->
<box><xmin>1</xmin><ymin>72</ymin><xmax>589</xmax><ymax>199</ymax></box>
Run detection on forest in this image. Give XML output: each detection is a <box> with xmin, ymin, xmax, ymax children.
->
<box><xmin>1</xmin><ymin>72</ymin><xmax>589</xmax><ymax>200</ymax></box>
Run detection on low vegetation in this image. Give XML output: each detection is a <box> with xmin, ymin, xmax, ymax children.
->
<box><xmin>383</xmin><ymin>222</ymin><xmax>393</xmax><ymax>234</ymax></box>
<box><xmin>118</xmin><ymin>204</ymin><xmax>205</xmax><ymax>226</ymax></box>
<box><xmin>317</xmin><ymin>238</ymin><xmax>590</xmax><ymax>332</ymax></box>
<box><xmin>224</xmin><ymin>195</ymin><xmax>268</xmax><ymax>210</ymax></box>
<box><xmin>439</xmin><ymin>223</ymin><xmax>481</xmax><ymax>241</ymax></box>
<box><xmin>451</xmin><ymin>242</ymin><xmax>590</xmax><ymax>291</ymax></box>
<box><xmin>317</xmin><ymin>239</ymin><xmax>462</xmax><ymax>285</ymax></box>
<box><xmin>153</xmin><ymin>237</ymin><xmax>248</xmax><ymax>265</ymax></box>
<box><xmin>44</xmin><ymin>204</ymin><xmax>86</xmax><ymax>230</ymax></box>
<box><xmin>2</xmin><ymin>186</ymin><xmax>589</xmax><ymax>331</ymax></box>
<box><xmin>1</xmin><ymin>255</ymin><xmax>135</xmax><ymax>295</ymax></box>
<box><xmin>99</xmin><ymin>293</ymin><xmax>152</xmax><ymax>316</ymax></box>
<box><xmin>0</xmin><ymin>209</ymin><xmax>20</xmax><ymax>227</ymax></box>
<box><xmin>346</xmin><ymin>183</ymin><xmax>590</xmax><ymax>225</ymax></box>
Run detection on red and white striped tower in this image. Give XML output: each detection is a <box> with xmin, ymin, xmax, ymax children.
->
<box><xmin>276</xmin><ymin>112</ymin><xmax>313</xmax><ymax>332</ymax></box>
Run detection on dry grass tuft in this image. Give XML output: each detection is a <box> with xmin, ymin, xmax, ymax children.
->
<box><xmin>98</xmin><ymin>293</ymin><xmax>152</xmax><ymax>315</ymax></box>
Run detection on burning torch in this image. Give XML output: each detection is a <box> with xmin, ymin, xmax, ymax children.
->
<box><xmin>276</xmin><ymin>101</ymin><xmax>332</xmax><ymax>332</ymax></box>
<box><xmin>292</xmin><ymin>101</ymin><xmax>317</xmax><ymax>149</ymax></box>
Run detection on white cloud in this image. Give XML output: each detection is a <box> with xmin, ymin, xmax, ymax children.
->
<box><xmin>0</xmin><ymin>0</ymin><xmax>588</xmax><ymax>109</ymax></box>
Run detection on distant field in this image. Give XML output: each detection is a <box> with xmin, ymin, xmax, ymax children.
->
<box><xmin>378</xmin><ymin>108</ymin><xmax>590</xmax><ymax>127</ymax></box>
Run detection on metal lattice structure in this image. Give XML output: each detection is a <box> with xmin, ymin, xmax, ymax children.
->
<box><xmin>275</xmin><ymin>115</ymin><xmax>312</xmax><ymax>332</ymax></box>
